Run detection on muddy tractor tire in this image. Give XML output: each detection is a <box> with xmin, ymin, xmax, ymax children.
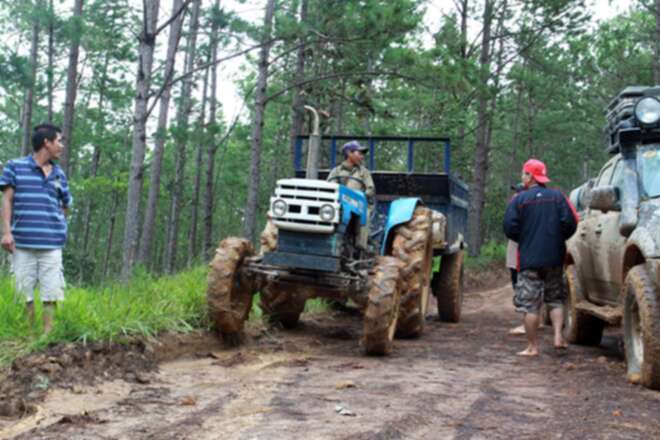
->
<box><xmin>623</xmin><ymin>265</ymin><xmax>660</xmax><ymax>390</ymax></box>
<box><xmin>433</xmin><ymin>250</ymin><xmax>464</xmax><ymax>323</ymax></box>
<box><xmin>390</xmin><ymin>206</ymin><xmax>433</xmax><ymax>338</ymax></box>
<box><xmin>564</xmin><ymin>265</ymin><xmax>604</xmax><ymax>346</ymax></box>
<box><xmin>362</xmin><ymin>256</ymin><xmax>403</xmax><ymax>355</ymax></box>
<box><xmin>260</xmin><ymin>284</ymin><xmax>306</xmax><ymax>329</ymax></box>
<box><xmin>207</xmin><ymin>237</ymin><xmax>256</xmax><ymax>345</ymax></box>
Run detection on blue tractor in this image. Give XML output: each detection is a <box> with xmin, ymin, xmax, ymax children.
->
<box><xmin>207</xmin><ymin>112</ymin><xmax>468</xmax><ymax>355</ymax></box>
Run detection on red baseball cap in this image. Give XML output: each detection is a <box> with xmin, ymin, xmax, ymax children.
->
<box><xmin>522</xmin><ymin>159</ymin><xmax>550</xmax><ymax>184</ymax></box>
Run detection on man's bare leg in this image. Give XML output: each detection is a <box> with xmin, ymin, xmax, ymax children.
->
<box><xmin>550</xmin><ymin>306</ymin><xmax>567</xmax><ymax>349</ymax></box>
<box><xmin>517</xmin><ymin>312</ymin><xmax>540</xmax><ymax>356</ymax></box>
<box><xmin>43</xmin><ymin>302</ymin><xmax>55</xmax><ymax>335</ymax></box>
<box><xmin>509</xmin><ymin>305</ymin><xmax>545</xmax><ymax>335</ymax></box>
<box><xmin>26</xmin><ymin>301</ymin><xmax>35</xmax><ymax>325</ymax></box>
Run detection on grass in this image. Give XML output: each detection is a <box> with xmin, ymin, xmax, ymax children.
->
<box><xmin>0</xmin><ymin>266</ymin><xmax>330</xmax><ymax>369</ymax></box>
<box><xmin>0</xmin><ymin>267</ymin><xmax>208</xmax><ymax>368</ymax></box>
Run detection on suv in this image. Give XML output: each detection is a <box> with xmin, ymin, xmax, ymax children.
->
<box><xmin>565</xmin><ymin>86</ymin><xmax>660</xmax><ymax>390</ymax></box>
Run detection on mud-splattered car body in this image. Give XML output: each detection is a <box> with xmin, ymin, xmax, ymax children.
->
<box><xmin>565</xmin><ymin>86</ymin><xmax>660</xmax><ymax>390</ymax></box>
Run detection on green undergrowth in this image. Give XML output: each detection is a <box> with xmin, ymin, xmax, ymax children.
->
<box><xmin>0</xmin><ymin>267</ymin><xmax>209</xmax><ymax>368</ymax></box>
<box><xmin>0</xmin><ymin>267</ymin><xmax>330</xmax><ymax>369</ymax></box>
<box><xmin>250</xmin><ymin>294</ymin><xmax>330</xmax><ymax>320</ymax></box>
<box><xmin>464</xmin><ymin>241</ymin><xmax>506</xmax><ymax>271</ymax></box>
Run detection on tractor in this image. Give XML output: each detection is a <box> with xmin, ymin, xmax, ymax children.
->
<box><xmin>207</xmin><ymin>108</ymin><xmax>468</xmax><ymax>355</ymax></box>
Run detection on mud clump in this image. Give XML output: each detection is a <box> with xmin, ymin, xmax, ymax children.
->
<box><xmin>0</xmin><ymin>340</ymin><xmax>156</xmax><ymax>418</ymax></box>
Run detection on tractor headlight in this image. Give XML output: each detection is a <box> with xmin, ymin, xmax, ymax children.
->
<box><xmin>319</xmin><ymin>204</ymin><xmax>336</xmax><ymax>221</ymax></box>
<box><xmin>634</xmin><ymin>97</ymin><xmax>660</xmax><ymax>127</ymax></box>
<box><xmin>272</xmin><ymin>199</ymin><xmax>287</xmax><ymax>217</ymax></box>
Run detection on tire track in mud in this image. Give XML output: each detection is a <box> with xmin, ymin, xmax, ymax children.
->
<box><xmin>124</xmin><ymin>392</ymin><xmax>239</xmax><ymax>440</ymax></box>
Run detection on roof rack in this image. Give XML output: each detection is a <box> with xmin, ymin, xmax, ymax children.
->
<box><xmin>605</xmin><ymin>86</ymin><xmax>660</xmax><ymax>154</ymax></box>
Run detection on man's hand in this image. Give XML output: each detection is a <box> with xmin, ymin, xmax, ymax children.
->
<box><xmin>1</xmin><ymin>232</ymin><xmax>15</xmax><ymax>253</ymax></box>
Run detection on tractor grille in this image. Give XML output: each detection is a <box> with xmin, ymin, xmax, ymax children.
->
<box><xmin>269</xmin><ymin>178</ymin><xmax>340</xmax><ymax>233</ymax></box>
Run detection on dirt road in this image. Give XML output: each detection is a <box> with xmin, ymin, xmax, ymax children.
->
<box><xmin>2</xmin><ymin>282</ymin><xmax>660</xmax><ymax>440</ymax></box>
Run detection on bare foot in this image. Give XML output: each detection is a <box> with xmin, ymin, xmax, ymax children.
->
<box><xmin>554</xmin><ymin>341</ymin><xmax>568</xmax><ymax>350</ymax></box>
<box><xmin>509</xmin><ymin>323</ymin><xmax>544</xmax><ymax>335</ymax></box>
<box><xmin>516</xmin><ymin>347</ymin><xmax>539</xmax><ymax>357</ymax></box>
<box><xmin>508</xmin><ymin>325</ymin><xmax>525</xmax><ymax>335</ymax></box>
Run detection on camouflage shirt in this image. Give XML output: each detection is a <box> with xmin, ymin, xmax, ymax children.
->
<box><xmin>327</xmin><ymin>161</ymin><xmax>375</xmax><ymax>206</ymax></box>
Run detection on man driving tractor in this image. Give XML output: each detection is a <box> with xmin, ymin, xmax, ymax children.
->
<box><xmin>327</xmin><ymin>140</ymin><xmax>375</xmax><ymax>249</ymax></box>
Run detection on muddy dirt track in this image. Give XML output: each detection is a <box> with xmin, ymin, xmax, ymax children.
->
<box><xmin>1</xmin><ymin>282</ymin><xmax>660</xmax><ymax>440</ymax></box>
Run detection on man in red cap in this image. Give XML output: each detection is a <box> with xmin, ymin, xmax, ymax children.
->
<box><xmin>503</xmin><ymin>159</ymin><xmax>578</xmax><ymax>356</ymax></box>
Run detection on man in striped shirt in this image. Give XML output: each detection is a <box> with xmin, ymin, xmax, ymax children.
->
<box><xmin>1</xmin><ymin>123</ymin><xmax>72</xmax><ymax>334</ymax></box>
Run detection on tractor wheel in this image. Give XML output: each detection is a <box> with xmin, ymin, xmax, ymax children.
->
<box><xmin>259</xmin><ymin>219</ymin><xmax>278</xmax><ymax>254</ymax></box>
<box><xmin>362</xmin><ymin>256</ymin><xmax>403</xmax><ymax>355</ymax></box>
<box><xmin>260</xmin><ymin>283</ymin><xmax>306</xmax><ymax>329</ymax></box>
<box><xmin>563</xmin><ymin>265</ymin><xmax>604</xmax><ymax>346</ymax></box>
<box><xmin>623</xmin><ymin>265</ymin><xmax>660</xmax><ymax>389</ymax></box>
<box><xmin>390</xmin><ymin>206</ymin><xmax>433</xmax><ymax>338</ymax></box>
<box><xmin>207</xmin><ymin>237</ymin><xmax>256</xmax><ymax>345</ymax></box>
<box><xmin>433</xmin><ymin>250</ymin><xmax>464</xmax><ymax>323</ymax></box>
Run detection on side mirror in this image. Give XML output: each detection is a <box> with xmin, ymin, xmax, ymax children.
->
<box><xmin>589</xmin><ymin>185</ymin><xmax>620</xmax><ymax>212</ymax></box>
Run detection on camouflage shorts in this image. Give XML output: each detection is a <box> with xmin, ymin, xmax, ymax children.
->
<box><xmin>513</xmin><ymin>266</ymin><xmax>565</xmax><ymax>314</ymax></box>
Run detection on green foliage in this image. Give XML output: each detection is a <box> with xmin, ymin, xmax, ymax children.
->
<box><xmin>464</xmin><ymin>241</ymin><xmax>506</xmax><ymax>270</ymax></box>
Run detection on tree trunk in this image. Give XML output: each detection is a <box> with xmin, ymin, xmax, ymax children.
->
<box><xmin>203</xmin><ymin>0</ymin><xmax>222</xmax><ymax>261</ymax></box>
<box><xmin>21</xmin><ymin>6</ymin><xmax>40</xmax><ymax>156</ymax></box>
<box><xmin>47</xmin><ymin>0</ymin><xmax>55</xmax><ymax>123</ymax></box>
<box><xmin>466</xmin><ymin>0</ymin><xmax>494</xmax><ymax>257</ymax></box>
<box><xmin>60</xmin><ymin>0</ymin><xmax>85</xmax><ymax>176</ymax></box>
<box><xmin>332</xmin><ymin>80</ymin><xmax>347</xmax><ymax>135</ymax></box>
<box><xmin>137</xmin><ymin>0</ymin><xmax>185</xmax><ymax>267</ymax></box>
<box><xmin>104</xmin><ymin>189</ymin><xmax>120</xmax><ymax>279</ymax></box>
<box><xmin>81</xmin><ymin>148</ymin><xmax>101</xmax><ymax>254</ymax></box>
<box><xmin>82</xmin><ymin>49</ymin><xmax>112</xmax><ymax>257</ymax></box>
<box><xmin>509</xmin><ymin>80</ymin><xmax>524</xmax><ymax>186</ymax></box>
<box><xmin>654</xmin><ymin>0</ymin><xmax>660</xmax><ymax>84</ymax></box>
<box><xmin>243</xmin><ymin>0</ymin><xmax>277</xmax><ymax>243</ymax></box>
<box><xmin>120</xmin><ymin>0</ymin><xmax>160</xmax><ymax>281</ymax></box>
<box><xmin>289</xmin><ymin>0</ymin><xmax>308</xmax><ymax>163</ymax></box>
<box><xmin>460</xmin><ymin>0</ymin><xmax>468</xmax><ymax>59</ymax></box>
<box><xmin>456</xmin><ymin>0</ymin><xmax>469</xmax><ymax>153</ymax></box>
<box><xmin>163</xmin><ymin>0</ymin><xmax>201</xmax><ymax>274</ymax></box>
<box><xmin>187</xmin><ymin>62</ymin><xmax>210</xmax><ymax>266</ymax></box>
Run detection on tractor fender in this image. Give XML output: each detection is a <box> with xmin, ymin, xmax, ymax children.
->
<box><xmin>380</xmin><ymin>197</ymin><xmax>422</xmax><ymax>255</ymax></box>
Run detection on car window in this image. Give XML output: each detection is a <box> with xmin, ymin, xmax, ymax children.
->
<box><xmin>596</xmin><ymin>162</ymin><xmax>614</xmax><ymax>187</ymax></box>
<box><xmin>610</xmin><ymin>159</ymin><xmax>623</xmax><ymax>189</ymax></box>
<box><xmin>638</xmin><ymin>145</ymin><xmax>660</xmax><ymax>198</ymax></box>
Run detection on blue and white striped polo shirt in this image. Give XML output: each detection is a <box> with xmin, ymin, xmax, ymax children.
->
<box><xmin>0</xmin><ymin>155</ymin><xmax>72</xmax><ymax>249</ymax></box>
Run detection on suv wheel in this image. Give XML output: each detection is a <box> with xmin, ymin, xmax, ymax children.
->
<box><xmin>564</xmin><ymin>265</ymin><xmax>604</xmax><ymax>346</ymax></box>
<box><xmin>623</xmin><ymin>265</ymin><xmax>660</xmax><ymax>389</ymax></box>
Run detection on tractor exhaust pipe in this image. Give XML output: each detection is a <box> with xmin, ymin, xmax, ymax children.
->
<box><xmin>304</xmin><ymin>105</ymin><xmax>321</xmax><ymax>180</ymax></box>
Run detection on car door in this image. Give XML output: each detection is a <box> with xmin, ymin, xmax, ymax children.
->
<box><xmin>580</xmin><ymin>157</ymin><xmax>617</xmax><ymax>301</ymax></box>
<box><xmin>586</xmin><ymin>156</ymin><xmax>625</xmax><ymax>305</ymax></box>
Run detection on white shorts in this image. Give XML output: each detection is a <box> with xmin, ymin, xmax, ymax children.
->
<box><xmin>12</xmin><ymin>248</ymin><xmax>65</xmax><ymax>303</ymax></box>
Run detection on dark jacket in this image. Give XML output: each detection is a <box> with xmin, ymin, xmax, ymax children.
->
<box><xmin>503</xmin><ymin>185</ymin><xmax>578</xmax><ymax>270</ymax></box>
